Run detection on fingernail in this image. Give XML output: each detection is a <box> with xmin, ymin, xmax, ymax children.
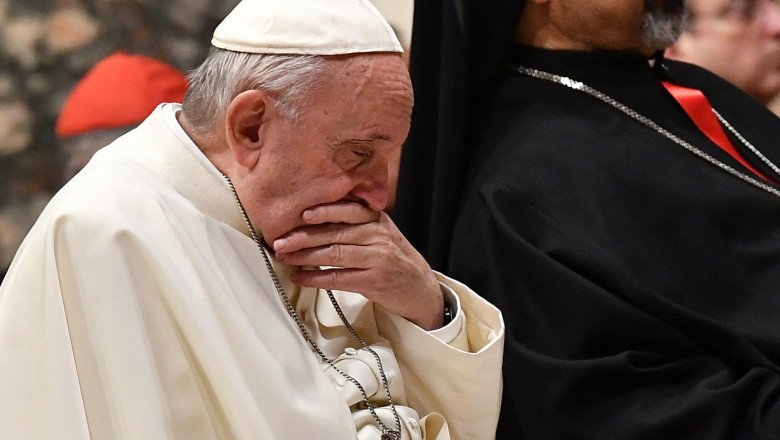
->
<box><xmin>302</xmin><ymin>210</ymin><xmax>315</xmax><ymax>222</ymax></box>
<box><xmin>274</xmin><ymin>238</ymin><xmax>288</xmax><ymax>251</ymax></box>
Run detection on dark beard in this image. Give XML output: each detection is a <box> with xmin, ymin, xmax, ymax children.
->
<box><xmin>642</xmin><ymin>0</ymin><xmax>690</xmax><ymax>50</ymax></box>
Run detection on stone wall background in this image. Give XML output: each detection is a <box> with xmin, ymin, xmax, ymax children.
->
<box><xmin>0</xmin><ymin>0</ymin><xmax>240</xmax><ymax>274</ymax></box>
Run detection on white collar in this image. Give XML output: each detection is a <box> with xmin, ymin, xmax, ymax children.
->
<box><xmin>161</xmin><ymin>103</ymin><xmax>226</xmax><ymax>182</ymax></box>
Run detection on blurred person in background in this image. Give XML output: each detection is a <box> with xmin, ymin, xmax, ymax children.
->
<box><xmin>55</xmin><ymin>51</ymin><xmax>189</xmax><ymax>182</ymax></box>
<box><xmin>665</xmin><ymin>0</ymin><xmax>780</xmax><ymax>110</ymax></box>
<box><xmin>0</xmin><ymin>52</ymin><xmax>187</xmax><ymax>282</ymax></box>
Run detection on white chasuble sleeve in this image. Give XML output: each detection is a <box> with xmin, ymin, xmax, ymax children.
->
<box><xmin>373</xmin><ymin>272</ymin><xmax>505</xmax><ymax>440</ymax></box>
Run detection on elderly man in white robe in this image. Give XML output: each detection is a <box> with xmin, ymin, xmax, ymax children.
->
<box><xmin>0</xmin><ymin>0</ymin><xmax>504</xmax><ymax>439</ymax></box>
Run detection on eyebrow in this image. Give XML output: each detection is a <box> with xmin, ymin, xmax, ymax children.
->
<box><xmin>342</xmin><ymin>134</ymin><xmax>390</xmax><ymax>143</ymax></box>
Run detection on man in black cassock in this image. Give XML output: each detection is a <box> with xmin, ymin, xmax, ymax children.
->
<box><xmin>393</xmin><ymin>0</ymin><xmax>780</xmax><ymax>438</ymax></box>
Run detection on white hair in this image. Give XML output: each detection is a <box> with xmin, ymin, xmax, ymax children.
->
<box><xmin>182</xmin><ymin>48</ymin><xmax>330</xmax><ymax>133</ymax></box>
<box><xmin>642</xmin><ymin>0</ymin><xmax>691</xmax><ymax>50</ymax></box>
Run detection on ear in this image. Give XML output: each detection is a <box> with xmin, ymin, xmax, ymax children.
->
<box><xmin>225</xmin><ymin>90</ymin><xmax>269</xmax><ymax>169</ymax></box>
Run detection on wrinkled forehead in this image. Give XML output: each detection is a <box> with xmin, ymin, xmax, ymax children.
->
<box><xmin>295</xmin><ymin>53</ymin><xmax>412</xmax><ymax>133</ymax></box>
<box><xmin>329</xmin><ymin>53</ymin><xmax>412</xmax><ymax>98</ymax></box>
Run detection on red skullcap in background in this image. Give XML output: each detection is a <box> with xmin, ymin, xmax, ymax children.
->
<box><xmin>55</xmin><ymin>52</ymin><xmax>188</xmax><ymax>137</ymax></box>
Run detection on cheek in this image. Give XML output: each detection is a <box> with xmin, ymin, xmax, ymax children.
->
<box><xmin>387</xmin><ymin>149</ymin><xmax>401</xmax><ymax>182</ymax></box>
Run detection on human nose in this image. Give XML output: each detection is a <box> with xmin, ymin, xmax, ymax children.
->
<box><xmin>350</xmin><ymin>157</ymin><xmax>389</xmax><ymax>212</ymax></box>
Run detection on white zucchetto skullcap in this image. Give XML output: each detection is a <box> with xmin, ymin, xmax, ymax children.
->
<box><xmin>212</xmin><ymin>0</ymin><xmax>404</xmax><ymax>55</ymax></box>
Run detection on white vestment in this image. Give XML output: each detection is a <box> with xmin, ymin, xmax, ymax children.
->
<box><xmin>0</xmin><ymin>105</ymin><xmax>504</xmax><ymax>440</ymax></box>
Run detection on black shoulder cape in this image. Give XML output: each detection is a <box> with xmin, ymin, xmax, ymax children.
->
<box><xmin>453</xmin><ymin>47</ymin><xmax>780</xmax><ymax>439</ymax></box>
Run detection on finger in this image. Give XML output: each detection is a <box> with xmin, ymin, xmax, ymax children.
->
<box><xmin>302</xmin><ymin>202</ymin><xmax>380</xmax><ymax>225</ymax></box>
<box><xmin>275</xmin><ymin>242</ymin><xmax>381</xmax><ymax>269</ymax></box>
<box><xmin>288</xmin><ymin>267</ymin><xmax>377</xmax><ymax>299</ymax></box>
<box><xmin>273</xmin><ymin>222</ymin><xmax>379</xmax><ymax>253</ymax></box>
<box><xmin>288</xmin><ymin>266</ymin><xmax>443</xmax><ymax>330</ymax></box>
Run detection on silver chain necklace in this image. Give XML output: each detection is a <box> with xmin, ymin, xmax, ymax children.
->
<box><xmin>222</xmin><ymin>174</ymin><xmax>402</xmax><ymax>440</ymax></box>
<box><xmin>514</xmin><ymin>65</ymin><xmax>780</xmax><ymax>199</ymax></box>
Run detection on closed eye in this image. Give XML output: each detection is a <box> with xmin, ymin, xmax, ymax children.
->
<box><xmin>333</xmin><ymin>142</ymin><xmax>374</xmax><ymax>170</ymax></box>
<box><xmin>353</xmin><ymin>148</ymin><xmax>372</xmax><ymax>159</ymax></box>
